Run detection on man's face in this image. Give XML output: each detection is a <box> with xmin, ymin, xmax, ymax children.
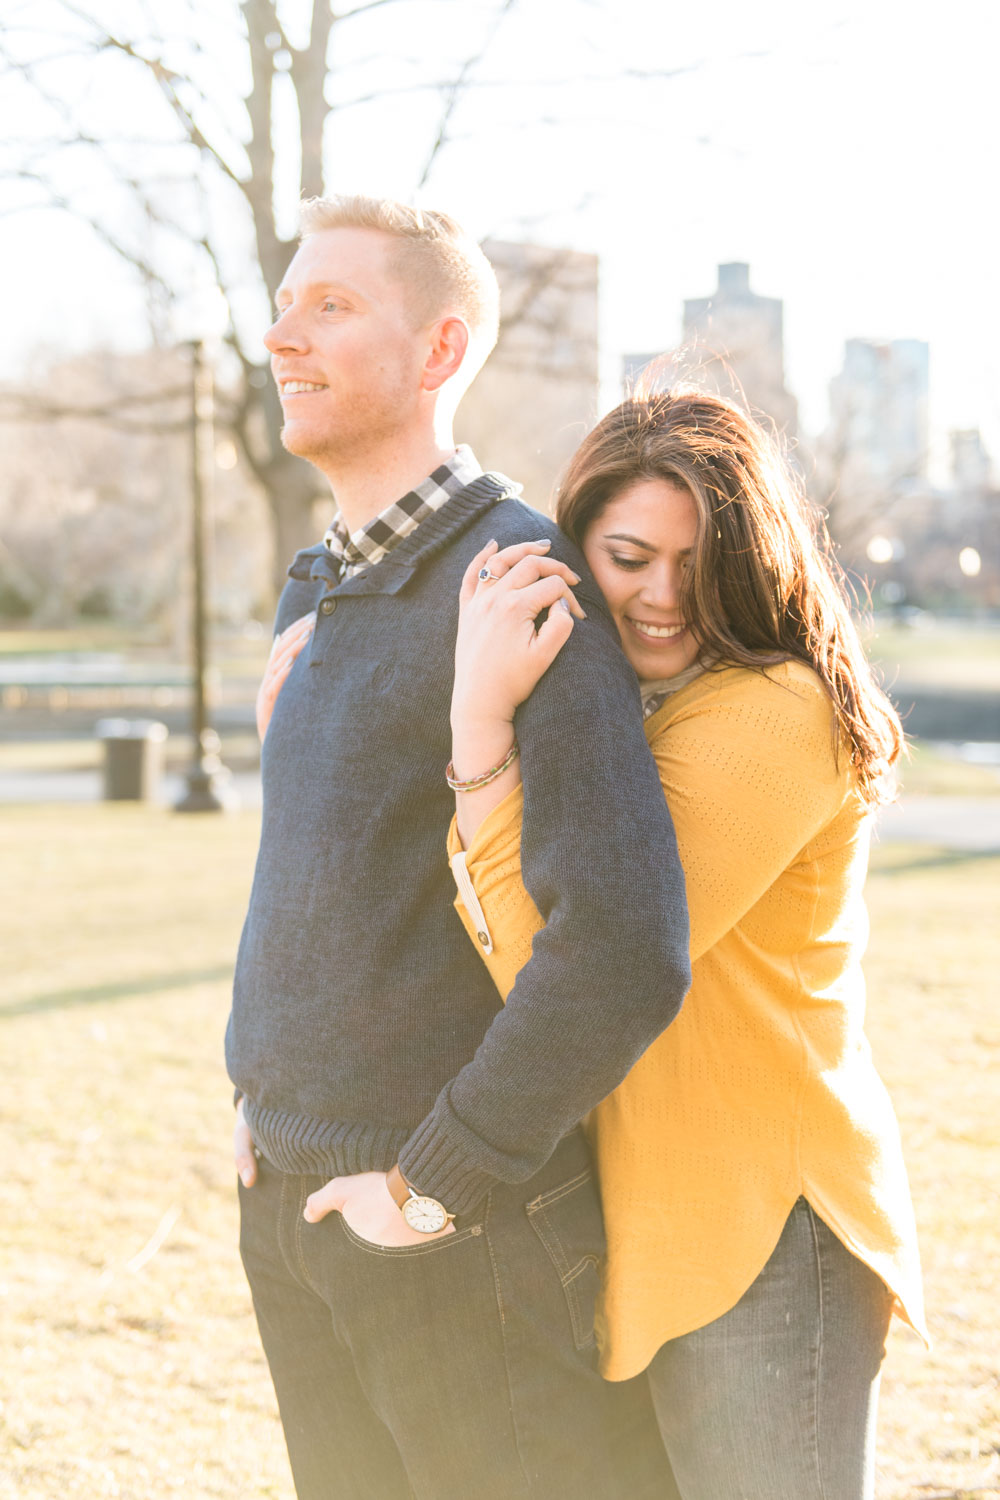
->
<box><xmin>264</xmin><ymin>227</ymin><xmax>428</xmax><ymax>470</ymax></box>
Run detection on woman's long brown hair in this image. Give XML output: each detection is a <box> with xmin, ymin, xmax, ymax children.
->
<box><xmin>556</xmin><ymin>388</ymin><xmax>903</xmax><ymax>805</ymax></box>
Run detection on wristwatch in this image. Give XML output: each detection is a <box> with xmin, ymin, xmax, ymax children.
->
<box><xmin>386</xmin><ymin>1164</ymin><xmax>455</xmax><ymax>1234</ymax></box>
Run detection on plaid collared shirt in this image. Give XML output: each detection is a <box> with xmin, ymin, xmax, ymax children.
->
<box><xmin>323</xmin><ymin>445</ymin><xmax>484</xmax><ymax>580</ymax></box>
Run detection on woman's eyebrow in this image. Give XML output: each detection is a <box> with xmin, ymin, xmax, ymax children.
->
<box><xmin>603</xmin><ymin>532</ymin><xmax>656</xmax><ymax>550</ymax></box>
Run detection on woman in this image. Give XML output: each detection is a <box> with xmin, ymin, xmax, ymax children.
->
<box><xmin>443</xmin><ymin>388</ymin><xmax>926</xmax><ymax>1500</ymax></box>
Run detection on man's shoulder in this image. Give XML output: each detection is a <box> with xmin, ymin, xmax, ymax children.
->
<box><xmin>461</xmin><ymin>490</ymin><xmax>572</xmax><ymax>550</ymax></box>
<box><xmin>462</xmin><ymin>494</ymin><xmax>595</xmax><ymax>589</ymax></box>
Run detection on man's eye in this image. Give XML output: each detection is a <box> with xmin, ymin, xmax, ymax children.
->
<box><xmin>322</xmin><ymin>299</ymin><xmax>341</xmax><ymax>312</ymax></box>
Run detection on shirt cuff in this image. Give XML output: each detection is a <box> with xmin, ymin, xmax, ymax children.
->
<box><xmin>446</xmin><ymin>782</ymin><xmax>524</xmax><ymax>862</ymax></box>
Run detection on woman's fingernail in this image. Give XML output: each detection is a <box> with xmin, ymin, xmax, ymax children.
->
<box><xmin>239</xmin><ymin>1169</ymin><xmax>252</xmax><ymax>1186</ymax></box>
<box><xmin>536</xmin><ymin>538</ymin><xmax>552</xmax><ymax>548</ymax></box>
<box><xmin>558</xmin><ymin>598</ymin><xmax>571</xmax><ymax>613</ymax></box>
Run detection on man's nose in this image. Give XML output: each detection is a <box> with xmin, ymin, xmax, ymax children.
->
<box><xmin>264</xmin><ymin>309</ymin><xmax>307</xmax><ymax>354</ymax></box>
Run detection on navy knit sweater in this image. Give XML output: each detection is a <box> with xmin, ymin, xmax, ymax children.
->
<box><xmin>226</xmin><ymin>473</ymin><xmax>690</xmax><ymax>1214</ymax></box>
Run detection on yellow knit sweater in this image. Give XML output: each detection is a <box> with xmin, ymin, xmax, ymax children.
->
<box><xmin>447</xmin><ymin>660</ymin><xmax>926</xmax><ymax>1380</ymax></box>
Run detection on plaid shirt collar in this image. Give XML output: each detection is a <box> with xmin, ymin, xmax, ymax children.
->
<box><xmin>323</xmin><ymin>445</ymin><xmax>483</xmax><ymax>578</ymax></box>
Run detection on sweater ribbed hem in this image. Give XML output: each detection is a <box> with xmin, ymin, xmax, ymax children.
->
<box><xmin>244</xmin><ymin>1099</ymin><xmax>409</xmax><ymax>1178</ymax></box>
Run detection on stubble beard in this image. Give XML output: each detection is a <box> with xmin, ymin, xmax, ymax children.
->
<box><xmin>279</xmin><ymin>386</ymin><xmax>413</xmax><ymax>475</ymax></box>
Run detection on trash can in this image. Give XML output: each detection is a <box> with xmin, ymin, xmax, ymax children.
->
<box><xmin>96</xmin><ymin>719</ymin><xmax>168</xmax><ymax>802</ymax></box>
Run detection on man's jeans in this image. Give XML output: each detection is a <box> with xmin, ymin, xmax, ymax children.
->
<box><xmin>647</xmin><ymin>1197</ymin><xmax>895</xmax><ymax>1500</ymax></box>
<box><xmin>240</xmin><ymin>1129</ymin><xmax>676</xmax><ymax>1500</ymax></box>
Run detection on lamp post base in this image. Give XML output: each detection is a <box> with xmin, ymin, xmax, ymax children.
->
<box><xmin>173</xmin><ymin>731</ymin><xmax>238</xmax><ymax>814</ymax></box>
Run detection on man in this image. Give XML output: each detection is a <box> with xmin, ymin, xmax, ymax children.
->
<box><xmin>228</xmin><ymin>194</ymin><xmax>690</xmax><ymax>1500</ymax></box>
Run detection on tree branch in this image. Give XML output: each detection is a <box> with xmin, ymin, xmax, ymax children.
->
<box><xmin>416</xmin><ymin>0</ymin><xmax>517</xmax><ymax>192</ymax></box>
<box><xmin>96</xmin><ymin>34</ymin><xmax>246</xmax><ymax>188</ymax></box>
<box><xmin>7</xmin><ymin>170</ymin><xmax>174</xmax><ymax>296</ymax></box>
<box><xmin>333</xmin><ymin>0</ymin><xmax>412</xmax><ymax>18</ymax></box>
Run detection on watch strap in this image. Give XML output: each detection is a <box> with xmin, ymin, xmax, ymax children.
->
<box><xmin>386</xmin><ymin>1162</ymin><xmax>413</xmax><ymax>1213</ymax></box>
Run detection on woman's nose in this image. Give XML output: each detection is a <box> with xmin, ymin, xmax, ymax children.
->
<box><xmin>639</xmin><ymin>565</ymin><xmax>679</xmax><ymax>611</ymax></box>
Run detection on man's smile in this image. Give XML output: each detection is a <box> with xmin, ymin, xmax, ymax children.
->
<box><xmin>279</xmin><ymin>380</ymin><xmax>328</xmax><ymax>395</ymax></box>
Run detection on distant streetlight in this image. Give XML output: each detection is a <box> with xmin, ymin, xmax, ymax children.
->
<box><xmin>866</xmin><ymin>535</ymin><xmax>895</xmax><ymax>565</ymax></box>
<box><xmin>959</xmin><ymin>546</ymin><xmax>982</xmax><ymax>578</ymax></box>
<box><xmin>174</xmin><ymin>339</ymin><xmax>233</xmax><ymax>814</ymax></box>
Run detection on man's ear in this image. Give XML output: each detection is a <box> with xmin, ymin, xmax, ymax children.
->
<box><xmin>421</xmin><ymin>316</ymin><xmax>470</xmax><ymax>393</ymax></box>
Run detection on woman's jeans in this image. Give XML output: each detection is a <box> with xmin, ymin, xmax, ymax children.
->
<box><xmin>646</xmin><ymin>1197</ymin><xmax>895</xmax><ymax>1500</ymax></box>
<box><xmin>239</xmin><ymin>1129</ymin><xmax>676</xmax><ymax>1500</ymax></box>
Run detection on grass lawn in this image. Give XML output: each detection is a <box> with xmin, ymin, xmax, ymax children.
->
<box><xmin>865</xmin><ymin>621</ymin><xmax>1000</xmax><ymax>693</ymax></box>
<box><xmin>1</xmin><ymin>805</ymin><xmax>998</xmax><ymax>1498</ymax></box>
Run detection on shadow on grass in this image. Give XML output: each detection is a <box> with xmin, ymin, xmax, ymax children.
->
<box><xmin>1</xmin><ymin>965</ymin><xmax>233</xmax><ymax>1018</ymax></box>
<box><xmin>870</xmin><ymin>845</ymin><xmax>1000</xmax><ymax>878</ymax></box>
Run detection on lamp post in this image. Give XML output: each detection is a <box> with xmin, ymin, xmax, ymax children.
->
<box><xmin>174</xmin><ymin>338</ymin><xmax>233</xmax><ymax>813</ymax></box>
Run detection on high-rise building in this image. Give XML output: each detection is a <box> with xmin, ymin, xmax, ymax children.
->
<box><xmin>624</xmin><ymin>263</ymin><xmax>797</xmax><ymax>438</ymax></box>
<box><xmin>950</xmin><ymin>427</ymin><xmax>993</xmax><ymax>496</ymax></box>
<box><xmin>681</xmin><ymin>263</ymin><xmax>797</xmax><ymax>437</ymax></box>
<box><xmin>827</xmin><ymin>338</ymin><xmax>930</xmax><ymax>493</ymax></box>
<box><xmin>459</xmin><ymin>240</ymin><xmax>599</xmax><ymax>511</ymax></box>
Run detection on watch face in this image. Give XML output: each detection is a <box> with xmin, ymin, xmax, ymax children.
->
<box><xmin>402</xmin><ymin>1195</ymin><xmax>449</xmax><ymax>1234</ymax></box>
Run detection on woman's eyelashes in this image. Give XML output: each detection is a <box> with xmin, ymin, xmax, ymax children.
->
<box><xmin>609</xmin><ymin>553</ymin><xmax>689</xmax><ymax>574</ymax></box>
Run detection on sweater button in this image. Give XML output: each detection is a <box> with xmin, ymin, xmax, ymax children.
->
<box><xmin>319</xmin><ymin>597</ymin><xmax>337</xmax><ymax>615</ymax></box>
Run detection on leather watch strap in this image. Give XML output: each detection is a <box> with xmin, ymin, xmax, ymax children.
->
<box><xmin>386</xmin><ymin>1162</ymin><xmax>413</xmax><ymax>1212</ymax></box>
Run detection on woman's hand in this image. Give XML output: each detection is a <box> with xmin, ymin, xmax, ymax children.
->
<box><xmin>450</xmin><ymin>539</ymin><xmax>585</xmax><ymax>850</ymax></box>
<box><xmin>256</xmin><ymin>611</ymin><xmax>316</xmax><ymax>741</ymax></box>
<box><xmin>303</xmin><ymin>1171</ymin><xmax>456</xmax><ymax>1247</ymax></box>
<box><xmin>452</xmin><ymin>539</ymin><xmax>585</xmax><ymax>732</ymax></box>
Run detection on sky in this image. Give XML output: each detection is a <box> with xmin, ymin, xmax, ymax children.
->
<box><xmin>2</xmin><ymin>0</ymin><xmax>998</xmax><ymax>475</ymax></box>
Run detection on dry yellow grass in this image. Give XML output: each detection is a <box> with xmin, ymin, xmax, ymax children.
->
<box><xmin>865</xmin><ymin>841</ymin><xmax>1000</xmax><ymax>1500</ymax></box>
<box><xmin>1</xmin><ymin>804</ymin><xmax>997</xmax><ymax>1498</ymax></box>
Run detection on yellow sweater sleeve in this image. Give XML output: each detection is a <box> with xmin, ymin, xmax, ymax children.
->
<box><xmin>447</xmin><ymin>783</ymin><xmax>541</xmax><ymax>1000</ymax></box>
<box><xmin>447</xmin><ymin>662</ymin><xmax>853</xmax><ymax>990</ymax></box>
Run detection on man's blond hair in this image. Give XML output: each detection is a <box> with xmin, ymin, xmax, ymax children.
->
<box><xmin>299</xmin><ymin>194</ymin><xmax>500</xmax><ymax>368</ymax></box>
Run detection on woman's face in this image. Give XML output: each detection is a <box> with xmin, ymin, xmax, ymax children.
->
<box><xmin>582</xmin><ymin>477</ymin><xmax>701</xmax><ymax>682</ymax></box>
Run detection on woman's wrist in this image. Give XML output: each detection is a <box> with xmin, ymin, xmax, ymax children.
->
<box><xmin>450</xmin><ymin>692</ymin><xmax>514</xmax><ymax>737</ymax></box>
<box><xmin>450</xmin><ymin>719</ymin><xmax>516</xmax><ymax>785</ymax></box>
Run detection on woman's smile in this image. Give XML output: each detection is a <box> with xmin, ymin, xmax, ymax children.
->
<box><xmin>582</xmin><ymin>478</ymin><xmax>701</xmax><ymax>681</ymax></box>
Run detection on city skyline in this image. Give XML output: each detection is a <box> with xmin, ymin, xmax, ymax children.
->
<box><xmin>3</xmin><ymin>0</ymin><xmax>997</xmax><ymax>479</ymax></box>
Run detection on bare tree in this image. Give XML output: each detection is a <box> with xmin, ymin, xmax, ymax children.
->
<box><xmin>0</xmin><ymin>0</ymin><xmax>519</xmax><ymax>587</ymax></box>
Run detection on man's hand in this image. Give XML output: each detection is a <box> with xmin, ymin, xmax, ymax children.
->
<box><xmin>256</xmin><ymin>611</ymin><xmax>316</xmax><ymax>741</ymax></box>
<box><xmin>303</xmin><ymin>1171</ymin><xmax>456</xmax><ymax>1247</ymax></box>
<box><xmin>234</xmin><ymin>1097</ymin><xmax>259</xmax><ymax>1187</ymax></box>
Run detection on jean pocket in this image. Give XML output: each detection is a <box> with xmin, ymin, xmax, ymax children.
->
<box><xmin>525</xmin><ymin>1168</ymin><xmax>604</xmax><ymax>1351</ymax></box>
<box><xmin>336</xmin><ymin>1214</ymin><xmax>485</xmax><ymax>1258</ymax></box>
